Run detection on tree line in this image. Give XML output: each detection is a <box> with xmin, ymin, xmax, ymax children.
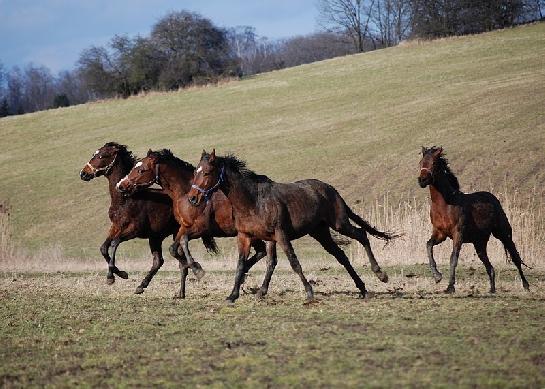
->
<box><xmin>1</xmin><ymin>1</ymin><xmax>543</xmax><ymax>118</ymax></box>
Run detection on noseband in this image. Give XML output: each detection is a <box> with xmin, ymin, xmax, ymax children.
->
<box><xmin>118</xmin><ymin>163</ymin><xmax>160</xmax><ymax>191</ymax></box>
<box><xmin>135</xmin><ymin>163</ymin><xmax>161</xmax><ymax>187</ymax></box>
<box><xmin>191</xmin><ymin>165</ymin><xmax>225</xmax><ymax>202</ymax></box>
<box><xmin>85</xmin><ymin>154</ymin><xmax>117</xmax><ymax>176</ymax></box>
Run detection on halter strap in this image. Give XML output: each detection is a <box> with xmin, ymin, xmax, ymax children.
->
<box><xmin>191</xmin><ymin>165</ymin><xmax>225</xmax><ymax>202</ymax></box>
<box><xmin>135</xmin><ymin>163</ymin><xmax>160</xmax><ymax>188</ymax></box>
<box><xmin>86</xmin><ymin>154</ymin><xmax>117</xmax><ymax>176</ymax></box>
<box><xmin>420</xmin><ymin>167</ymin><xmax>432</xmax><ymax>174</ymax></box>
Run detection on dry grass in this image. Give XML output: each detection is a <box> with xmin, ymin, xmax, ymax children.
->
<box><xmin>353</xmin><ymin>184</ymin><xmax>545</xmax><ymax>270</ymax></box>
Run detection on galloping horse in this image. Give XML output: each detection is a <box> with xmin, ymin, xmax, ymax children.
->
<box><xmin>80</xmin><ymin>143</ymin><xmax>210</xmax><ymax>297</ymax></box>
<box><xmin>418</xmin><ymin>146</ymin><xmax>530</xmax><ymax>293</ymax></box>
<box><xmin>188</xmin><ymin>150</ymin><xmax>398</xmax><ymax>303</ymax></box>
<box><xmin>116</xmin><ymin>149</ymin><xmax>270</xmax><ymax>289</ymax></box>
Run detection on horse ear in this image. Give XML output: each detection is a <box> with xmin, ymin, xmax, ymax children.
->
<box><xmin>209</xmin><ymin>149</ymin><xmax>216</xmax><ymax>163</ymax></box>
<box><xmin>421</xmin><ymin>146</ymin><xmax>426</xmax><ymax>155</ymax></box>
<box><xmin>147</xmin><ymin>149</ymin><xmax>152</xmax><ymax>156</ymax></box>
<box><xmin>433</xmin><ymin>147</ymin><xmax>443</xmax><ymax>157</ymax></box>
<box><xmin>201</xmin><ymin>149</ymin><xmax>207</xmax><ymax>158</ymax></box>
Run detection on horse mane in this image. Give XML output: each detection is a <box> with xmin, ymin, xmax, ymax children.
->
<box><xmin>149</xmin><ymin>149</ymin><xmax>195</xmax><ymax>172</ymax></box>
<box><xmin>426</xmin><ymin>147</ymin><xmax>460</xmax><ymax>191</ymax></box>
<box><xmin>104</xmin><ymin>142</ymin><xmax>136</xmax><ymax>169</ymax></box>
<box><xmin>213</xmin><ymin>154</ymin><xmax>272</xmax><ymax>183</ymax></box>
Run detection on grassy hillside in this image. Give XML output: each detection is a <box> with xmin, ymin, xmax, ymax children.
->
<box><xmin>1</xmin><ymin>23</ymin><xmax>544</xmax><ymax>257</ymax></box>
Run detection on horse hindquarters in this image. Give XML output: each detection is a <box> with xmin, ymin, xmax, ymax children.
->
<box><xmin>491</xmin><ymin>206</ymin><xmax>530</xmax><ymax>290</ymax></box>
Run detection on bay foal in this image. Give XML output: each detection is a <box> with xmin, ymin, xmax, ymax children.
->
<box><xmin>418</xmin><ymin>146</ymin><xmax>530</xmax><ymax>293</ymax></box>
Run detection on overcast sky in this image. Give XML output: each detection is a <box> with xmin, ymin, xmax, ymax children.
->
<box><xmin>0</xmin><ymin>0</ymin><xmax>320</xmax><ymax>73</ymax></box>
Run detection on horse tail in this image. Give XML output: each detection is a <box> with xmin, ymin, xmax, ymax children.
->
<box><xmin>201</xmin><ymin>235</ymin><xmax>219</xmax><ymax>255</ymax></box>
<box><xmin>493</xmin><ymin>202</ymin><xmax>532</xmax><ymax>269</ymax></box>
<box><xmin>346</xmin><ymin>206</ymin><xmax>401</xmax><ymax>242</ymax></box>
<box><xmin>500</xmin><ymin>236</ymin><xmax>532</xmax><ymax>269</ymax></box>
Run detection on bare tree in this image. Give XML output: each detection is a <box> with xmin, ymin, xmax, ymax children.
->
<box><xmin>372</xmin><ymin>0</ymin><xmax>412</xmax><ymax>47</ymax></box>
<box><xmin>318</xmin><ymin>0</ymin><xmax>376</xmax><ymax>51</ymax></box>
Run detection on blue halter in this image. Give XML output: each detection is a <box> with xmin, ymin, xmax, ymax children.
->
<box><xmin>191</xmin><ymin>165</ymin><xmax>225</xmax><ymax>202</ymax></box>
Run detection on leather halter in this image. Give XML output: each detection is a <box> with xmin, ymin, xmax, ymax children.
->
<box><xmin>191</xmin><ymin>165</ymin><xmax>225</xmax><ymax>202</ymax></box>
<box><xmin>85</xmin><ymin>154</ymin><xmax>117</xmax><ymax>176</ymax></box>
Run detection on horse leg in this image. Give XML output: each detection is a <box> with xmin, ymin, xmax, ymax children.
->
<box><xmin>108</xmin><ymin>238</ymin><xmax>129</xmax><ymax>281</ymax></box>
<box><xmin>427</xmin><ymin>231</ymin><xmax>446</xmax><ymax>283</ymax></box>
<box><xmin>239</xmin><ymin>239</ymin><xmax>268</xmax><ymax>286</ymax></box>
<box><xmin>497</xmin><ymin>235</ymin><xmax>530</xmax><ymax>291</ymax></box>
<box><xmin>170</xmin><ymin>241</ymin><xmax>190</xmax><ymax>299</ymax></box>
<box><xmin>135</xmin><ymin>238</ymin><xmax>164</xmax><ymax>294</ymax></box>
<box><xmin>226</xmin><ymin>234</ymin><xmax>253</xmax><ymax>303</ymax></box>
<box><xmin>310</xmin><ymin>226</ymin><xmax>367</xmax><ymax>297</ymax></box>
<box><xmin>473</xmin><ymin>240</ymin><xmax>495</xmax><ymax>293</ymax></box>
<box><xmin>100</xmin><ymin>237</ymin><xmax>115</xmax><ymax>285</ymax></box>
<box><xmin>445</xmin><ymin>235</ymin><xmax>462</xmax><ymax>294</ymax></box>
<box><xmin>277</xmin><ymin>232</ymin><xmax>314</xmax><ymax>301</ymax></box>
<box><xmin>335</xmin><ymin>222</ymin><xmax>388</xmax><ymax>283</ymax></box>
<box><xmin>178</xmin><ymin>233</ymin><xmax>205</xmax><ymax>280</ymax></box>
<box><xmin>256</xmin><ymin>242</ymin><xmax>278</xmax><ymax>299</ymax></box>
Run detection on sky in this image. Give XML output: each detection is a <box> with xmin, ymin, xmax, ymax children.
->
<box><xmin>0</xmin><ymin>0</ymin><xmax>320</xmax><ymax>74</ymax></box>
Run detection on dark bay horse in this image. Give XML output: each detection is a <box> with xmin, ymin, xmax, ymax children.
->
<box><xmin>188</xmin><ymin>150</ymin><xmax>398</xmax><ymax>303</ymax></box>
<box><xmin>80</xmin><ymin>143</ymin><xmax>210</xmax><ymax>297</ymax></box>
<box><xmin>418</xmin><ymin>146</ymin><xmax>530</xmax><ymax>293</ymax></box>
<box><xmin>115</xmin><ymin>149</ymin><xmax>269</xmax><ymax>289</ymax></box>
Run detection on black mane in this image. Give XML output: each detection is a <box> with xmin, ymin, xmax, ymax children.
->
<box><xmin>425</xmin><ymin>147</ymin><xmax>460</xmax><ymax>191</ymax></box>
<box><xmin>104</xmin><ymin>142</ymin><xmax>136</xmax><ymax>170</ymax></box>
<box><xmin>213</xmin><ymin>154</ymin><xmax>272</xmax><ymax>183</ymax></box>
<box><xmin>149</xmin><ymin>149</ymin><xmax>195</xmax><ymax>172</ymax></box>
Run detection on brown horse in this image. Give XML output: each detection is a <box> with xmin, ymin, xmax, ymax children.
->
<box><xmin>418</xmin><ymin>146</ymin><xmax>530</xmax><ymax>293</ymax></box>
<box><xmin>115</xmin><ymin>149</ymin><xmax>269</xmax><ymax>290</ymax></box>
<box><xmin>80</xmin><ymin>143</ymin><xmax>210</xmax><ymax>297</ymax></box>
<box><xmin>188</xmin><ymin>150</ymin><xmax>398</xmax><ymax>303</ymax></box>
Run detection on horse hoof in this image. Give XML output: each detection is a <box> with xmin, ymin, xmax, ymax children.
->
<box><xmin>489</xmin><ymin>288</ymin><xmax>496</xmax><ymax>294</ymax></box>
<box><xmin>193</xmin><ymin>267</ymin><xmax>206</xmax><ymax>281</ymax></box>
<box><xmin>434</xmin><ymin>273</ymin><xmax>443</xmax><ymax>283</ymax></box>
<box><xmin>225</xmin><ymin>297</ymin><xmax>237</xmax><ymax>305</ymax></box>
<box><xmin>255</xmin><ymin>289</ymin><xmax>266</xmax><ymax>299</ymax></box>
<box><xmin>106</xmin><ymin>277</ymin><xmax>115</xmax><ymax>285</ymax></box>
<box><xmin>134</xmin><ymin>286</ymin><xmax>145</xmax><ymax>294</ymax></box>
<box><xmin>117</xmin><ymin>271</ymin><xmax>129</xmax><ymax>279</ymax></box>
<box><xmin>378</xmin><ymin>271</ymin><xmax>388</xmax><ymax>283</ymax></box>
<box><xmin>173</xmin><ymin>294</ymin><xmax>185</xmax><ymax>299</ymax></box>
<box><xmin>523</xmin><ymin>282</ymin><xmax>530</xmax><ymax>291</ymax></box>
<box><xmin>444</xmin><ymin>286</ymin><xmax>455</xmax><ymax>294</ymax></box>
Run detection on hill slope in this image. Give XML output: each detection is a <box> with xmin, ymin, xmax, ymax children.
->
<box><xmin>1</xmin><ymin>23</ymin><xmax>544</xmax><ymax>257</ymax></box>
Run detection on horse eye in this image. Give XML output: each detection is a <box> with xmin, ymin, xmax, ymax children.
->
<box><xmin>203</xmin><ymin>172</ymin><xmax>210</xmax><ymax>177</ymax></box>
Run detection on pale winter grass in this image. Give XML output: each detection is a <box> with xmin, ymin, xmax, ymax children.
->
<box><xmin>2</xmin><ymin>185</ymin><xmax>543</xmax><ymax>280</ymax></box>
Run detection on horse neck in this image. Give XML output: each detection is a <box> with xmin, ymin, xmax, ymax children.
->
<box><xmin>221</xmin><ymin>170</ymin><xmax>257</xmax><ymax>214</ymax></box>
<box><xmin>107</xmin><ymin>158</ymin><xmax>132</xmax><ymax>204</ymax></box>
<box><xmin>159</xmin><ymin>163</ymin><xmax>194</xmax><ymax>199</ymax></box>
<box><xmin>430</xmin><ymin>172</ymin><xmax>459</xmax><ymax>205</ymax></box>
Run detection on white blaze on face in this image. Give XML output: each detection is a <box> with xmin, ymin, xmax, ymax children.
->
<box><xmin>135</xmin><ymin>162</ymin><xmax>143</xmax><ymax>168</ymax></box>
<box><xmin>94</xmin><ymin>150</ymin><xmax>100</xmax><ymax>156</ymax></box>
<box><xmin>196</xmin><ymin>166</ymin><xmax>203</xmax><ymax>174</ymax></box>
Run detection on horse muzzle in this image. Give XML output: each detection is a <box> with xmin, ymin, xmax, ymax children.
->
<box><xmin>80</xmin><ymin>170</ymin><xmax>94</xmax><ymax>181</ymax></box>
<box><xmin>418</xmin><ymin>176</ymin><xmax>431</xmax><ymax>188</ymax></box>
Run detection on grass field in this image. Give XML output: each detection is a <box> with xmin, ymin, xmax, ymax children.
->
<box><xmin>0</xmin><ymin>23</ymin><xmax>544</xmax><ymax>257</ymax></box>
<box><xmin>1</xmin><ymin>264</ymin><xmax>544</xmax><ymax>387</ymax></box>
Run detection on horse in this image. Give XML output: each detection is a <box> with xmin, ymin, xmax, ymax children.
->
<box><xmin>115</xmin><ymin>149</ymin><xmax>270</xmax><ymax>292</ymax></box>
<box><xmin>80</xmin><ymin>142</ymin><xmax>210</xmax><ymax>298</ymax></box>
<box><xmin>188</xmin><ymin>150</ymin><xmax>398</xmax><ymax>303</ymax></box>
<box><xmin>418</xmin><ymin>146</ymin><xmax>530</xmax><ymax>293</ymax></box>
